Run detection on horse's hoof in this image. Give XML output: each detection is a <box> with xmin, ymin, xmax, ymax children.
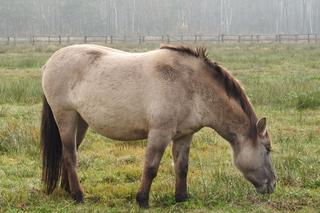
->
<box><xmin>136</xmin><ymin>192</ymin><xmax>149</xmax><ymax>209</ymax></box>
<box><xmin>72</xmin><ymin>191</ymin><xmax>84</xmax><ymax>204</ymax></box>
<box><xmin>175</xmin><ymin>194</ymin><xmax>188</xmax><ymax>203</ymax></box>
<box><xmin>138</xmin><ymin>202</ymin><xmax>149</xmax><ymax>209</ymax></box>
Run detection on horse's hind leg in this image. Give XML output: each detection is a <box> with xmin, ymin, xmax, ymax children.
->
<box><xmin>54</xmin><ymin>109</ymin><xmax>84</xmax><ymax>203</ymax></box>
<box><xmin>172</xmin><ymin>134</ymin><xmax>193</xmax><ymax>202</ymax></box>
<box><xmin>61</xmin><ymin>116</ymin><xmax>88</xmax><ymax>193</ymax></box>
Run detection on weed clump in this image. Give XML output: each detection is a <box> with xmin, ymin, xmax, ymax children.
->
<box><xmin>296</xmin><ymin>91</ymin><xmax>320</xmax><ymax>110</ymax></box>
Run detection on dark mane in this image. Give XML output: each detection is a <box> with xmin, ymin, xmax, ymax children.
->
<box><xmin>160</xmin><ymin>44</ymin><xmax>208</xmax><ymax>59</ymax></box>
<box><xmin>160</xmin><ymin>44</ymin><xmax>258</xmax><ymax>137</ymax></box>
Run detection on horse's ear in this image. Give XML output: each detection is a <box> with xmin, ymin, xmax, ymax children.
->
<box><xmin>256</xmin><ymin>117</ymin><xmax>267</xmax><ymax>136</ymax></box>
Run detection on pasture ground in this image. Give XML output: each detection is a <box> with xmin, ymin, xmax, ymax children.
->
<box><xmin>0</xmin><ymin>43</ymin><xmax>319</xmax><ymax>212</ymax></box>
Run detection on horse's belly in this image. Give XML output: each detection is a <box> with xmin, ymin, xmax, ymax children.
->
<box><xmin>94</xmin><ymin>126</ymin><xmax>148</xmax><ymax>141</ymax></box>
<box><xmin>75</xmin><ymin>99</ymin><xmax>149</xmax><ymax>141</ymax></box>
<box><xmin>89</xmin><ymin>118</ymin><xmax>148</xmax><ymax>141</ymax></box>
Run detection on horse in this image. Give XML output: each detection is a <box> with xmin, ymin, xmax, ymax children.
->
<box><xmin>41</xmin><ymin>44</ymin><xmax>277</xmax><ymax>208</ymax></box>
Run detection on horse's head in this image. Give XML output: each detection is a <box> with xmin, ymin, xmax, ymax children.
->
<box><xmin>232</xmin><ymin>118</ymin><xmax>277</xmax><ymax>194</ymax></box>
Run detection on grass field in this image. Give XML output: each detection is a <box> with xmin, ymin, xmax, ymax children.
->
<box><xmin>0</xmin><ymin>43</ymin><xmax>319</xmax><ymax>212</ymax></box>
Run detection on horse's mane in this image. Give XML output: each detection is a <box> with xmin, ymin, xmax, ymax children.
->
<box><xmin>160</xmin><ymin>44</ymin><xmax>258</xmax><ymax>137</ymax></box>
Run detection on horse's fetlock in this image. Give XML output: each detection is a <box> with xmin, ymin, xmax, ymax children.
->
<box><xmin>175</xmin><ymin>192</ymin><xmax>188</xmax><ymax>202</ymax></box>
<box><xmin>71</xmin><ymin>190</ymin><xmax>84</xmax><ymax>204</ymax></box>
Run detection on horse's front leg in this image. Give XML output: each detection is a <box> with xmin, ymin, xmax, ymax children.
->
<box><xmin>136</xmin><ymin>129</ymin><xmax>171</xmax><ymax>208</ymax></box>
<box><xmin>172</xmin><ymin>134</ymin><xmax>192</xmax><ymax>202</ymax></box>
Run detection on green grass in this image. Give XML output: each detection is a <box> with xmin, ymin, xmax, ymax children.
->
<box><xmin>0</xmin><ymin>43</ymin><xmax>320</xmax><ymax>212</ymax></box>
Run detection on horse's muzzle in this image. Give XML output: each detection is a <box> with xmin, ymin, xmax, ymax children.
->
<box><xmin>256</xmin><ymin>178</ymin><xmax>277</xmax><ymax>194</ymax></box>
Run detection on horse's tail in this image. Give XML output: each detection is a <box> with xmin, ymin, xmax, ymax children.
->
<box><xmin>40</xmin><ymin>95</ymin><xmax>62</xmax><ymax>194</ymax></box>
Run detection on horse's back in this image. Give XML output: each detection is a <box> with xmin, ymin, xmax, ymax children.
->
<box><xmin>42</xmin><ymin>44</ymin><xmax>144</xmax><ymax>103</ymax></box>
<box><xmin>42</xmin><ymin>44</ymin><xmax>198</xmax><ymax>140</ymax></box>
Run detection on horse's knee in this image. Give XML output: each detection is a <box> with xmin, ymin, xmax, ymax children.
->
<box><xmin>62</xmin><ymin>154</ymin><xmax>76</xmax><ymax>170</ymax></box>
<box><xmin>146</xmin><ymin>166</ymin><xmax>157</xmax><ymax>179</ymax></box>
<box><xmin>62</xmin><ymin>142</ymin><xmax>77</xmax><ymax>164</ymax></box>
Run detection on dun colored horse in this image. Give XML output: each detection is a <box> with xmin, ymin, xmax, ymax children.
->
<box><xmin>41</xmin><ymin>44</ymin><xmax>277</xmax><ymax>208</ymax></box>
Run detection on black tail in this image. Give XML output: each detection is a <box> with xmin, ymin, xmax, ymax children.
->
<box><xmin>41</xmin><ymin>95</ymin><xmax>62</xmax><ymax>194</ymax></box>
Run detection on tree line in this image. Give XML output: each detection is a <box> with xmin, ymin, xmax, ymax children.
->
<box><xmin>1</xmin><ymin>0</ymin><xmax>319</xmax><ymax>37</ymax></box>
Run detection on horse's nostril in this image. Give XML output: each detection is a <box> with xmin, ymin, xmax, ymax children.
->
<box><xmin>274</xmin><ymin>174</ymin><xmax>278</xmax><ymax>181</ymax></box>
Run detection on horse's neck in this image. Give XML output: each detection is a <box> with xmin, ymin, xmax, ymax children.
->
<box><xmin>199</xmin><ymin>87</ymin><xmax>251</xmax><ymax>142</ymax></box>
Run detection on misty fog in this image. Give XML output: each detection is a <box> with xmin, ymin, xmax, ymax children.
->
<box><xmin>1</xmin><ymin>0</ymin><xmax>319</xmax><ymax>37</ymax></box>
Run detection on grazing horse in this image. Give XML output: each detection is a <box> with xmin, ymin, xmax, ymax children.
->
<box><xmin>41</xmin><ymin>44</ymin><xmax>277</xmax><ymax>208</ymax></box>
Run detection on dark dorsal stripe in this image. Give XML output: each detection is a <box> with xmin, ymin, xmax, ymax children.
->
<box><xmin>160</xmin><ymin>44</ymin><xmax>258</xmax><ymax>137</ymax></box>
